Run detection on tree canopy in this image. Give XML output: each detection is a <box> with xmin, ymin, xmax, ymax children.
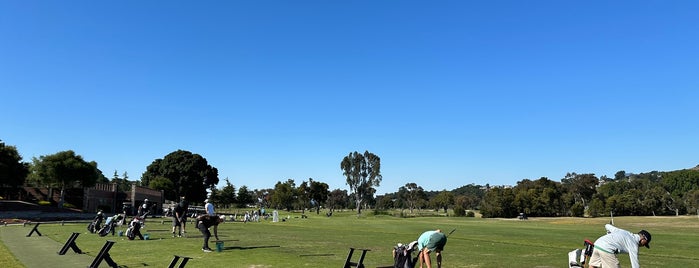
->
<box><xmin>341</xmin><ymin>150</ymin><xmax>382</xmax><ymax>215</ymax></box>
<box><xmin>29</xmin><ymin>150</ymin><xmax>104</xmax><ymax>206</ymax></box>
<box><xmin>0</xmin><ymin>141</ymin><xmax>30</xmax><ymax>198</ymax></box>
<box><xmin>141</xmin><ymin>150</ymin><xmax>219</xmax><ymax>202</ymax></box>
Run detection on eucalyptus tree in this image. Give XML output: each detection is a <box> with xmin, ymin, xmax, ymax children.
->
<box><xmin>397</xmin><ymin>182</ymin><xmax>426</xmax><ymax>213</ymax></box>
<box><xmin>340</xmin><ymin>150</ymin><xmax>382</xmax><ymax>215</ymax></box>
<box><xmin>430</xmin><ymin>190</ymin><xmax>455</xmax><ymax>213</ymax></box>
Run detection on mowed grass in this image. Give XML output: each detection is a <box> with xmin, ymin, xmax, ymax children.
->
<box><xmin>2</xmin><ymin>211</ymin><xmax>699</xmax><ymax>267</ymax></box>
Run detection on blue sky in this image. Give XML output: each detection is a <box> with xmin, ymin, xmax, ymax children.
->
<box><xmin>2</xmin><ymin>1</ymin><xmax>698</xmax><ymax>195</ymax></box>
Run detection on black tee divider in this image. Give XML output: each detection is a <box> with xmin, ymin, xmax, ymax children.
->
<box><xmin>168</xmin><ymin>255</ymin><xmax>193</xmax><ymax>268</ymax></box>
<box><xmin>57</xmin><ymin>232</ymin><xmax>83</xmax><ymax>255</ymax></box>
<box><xmin>25</xmin><ymin>222</ymin><xmax>42</xmax><ymax>237</ymax></box>
<box><xmin>88</xmin><ymin>240</ymin><xmax>118</xmax><ymax>268</ymax></box>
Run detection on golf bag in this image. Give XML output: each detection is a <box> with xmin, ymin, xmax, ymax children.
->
<box><xmin>568</xmin><ymin>239</ymin><xmax>594</xmax><ymax>268</ymax></box>
<box><xmin>98</xmin><ymin>214</ymin><xmax>124</xmax><ymax>237</ymax></box>
<box><xmin>393</xmin><ymin>241</ymin><xmax>418</xmax><ymax>268</ymax></box>
<box><xmin>125</xmin><ymin>214</ymin><xmax>145</xmax><ymax>240</ymax></box>
<box><xmin>87</xmin><ymin>212</ymin><xmax>104</xmax><ymax>233</ymax></box>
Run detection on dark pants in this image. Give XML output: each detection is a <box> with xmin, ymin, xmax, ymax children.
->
<box><xmin>198</xmin><ymin>223</ymin><xmax>211</xmax><ymax>249</ymax></box>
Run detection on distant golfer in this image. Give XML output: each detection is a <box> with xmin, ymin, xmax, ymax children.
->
<box><xmin>205</xmin><ymin>199</ymin><xmax>215</xmax><ymax>216</ymax></box>
<box><xmin>589</xmin><ymin>224</ymin><xmax>651</xmax><ymax>268</ymax></box>
<box><xmin>416</xmin><ymin>229</ymin><xmax>447</xmax><ymax>268</ymax></box>
<box><xmin>196</xmin><ymin>214</ymin><xmax>224</xmax><ymax>252</ymax></box>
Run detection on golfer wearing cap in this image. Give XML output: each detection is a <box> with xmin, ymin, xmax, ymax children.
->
<box><xmin>416</xmin><ymin>229</ymin><xmax>447</xmax><ymax>268</ymax></box>
<box><xmin>589</xmin><ymin>224</ymin><xmax>651</xmax><ymax>268</ymax></box>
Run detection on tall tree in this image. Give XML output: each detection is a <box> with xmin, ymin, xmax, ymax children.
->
<box><xmin>30</xmin><ymin>150</ymin><xmax>103</xmax><ymax>207</ymax></box>
<box><xmin>141</xmin><ymin>150</ymin><xmax>219</xmax><ymax>202</ymax></box>
<box><xmin>218</xmin><ymin>178</ymin><xmax>237</xmax><ymax>209</ymax></box>
<box><xmin>561</xmin><ymin>173</ymin><xmax>599</xmax><ymax>208</ymax></box>
<box><xmin>307</xmin><ymin>178</ymin><xmax>329</xmax><ymax>214</ymax></box>
<box><xmin>430</xmin><ymin>190</ymin><xmax>455</xmax><ymax>213</ymax></box>
<box><xmin>341</xmin><ymin>150</ymin><xmax>382</xmax><ymax>215</ymax></box>
<box><xmin>236</xmin><ymin>186</ymin><xmax>254</xmax><ymax>208</ymax></box>
<box><xmin>270</xmin><ymin>179</ymin><xmax>295</xmax><ymax>211</ymax></box>
<box><xmin>397</xmin><ymin>182</ymin><xmax>426</xmax><ymax>213</ymax></box>
<box><xmin>327</xmin><ymin>189</ymin><xmax>349</xmax><ymax>212</ymax></box>
<box><xmin>0</xmin><ymin>141</ymin><xmax>30</xmax><ymax>199</ymax></box>
<box><xmin>480</xmin><ymin>186</ymin><xmax>516</xmax><ymax>218</ymax></box>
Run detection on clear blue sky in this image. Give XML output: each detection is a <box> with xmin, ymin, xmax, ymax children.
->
<box><xmin>2</xmin><ymin>1</ymin><xmax>698</xmax><ymax>195</ymax></box>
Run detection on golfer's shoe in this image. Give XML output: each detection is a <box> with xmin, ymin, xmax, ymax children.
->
<box><xmin>202</xmin><ymin>248</ymin><xmax>213</xmax><ymax>253</ymax></box>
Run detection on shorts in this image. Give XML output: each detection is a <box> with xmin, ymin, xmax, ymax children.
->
<box><xmin>425</xmin><ymin>232</ymin><xmax>447</xmax><ymax>252</ymax></box>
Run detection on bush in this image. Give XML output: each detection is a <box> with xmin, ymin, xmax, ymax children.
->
<box><xmin>373</xmin><ymin>210</ymin><xmax>389</xmax><ymax>216</ymax></box>
<box><xmin>453</xmin><ymin>206</ymin><xmax>466</xmax><ymax>217</ymax></box>
<box><xmin>466</xmin><ymin>211</ymin><xmax>475</xmax><ymax>217</ymax></box>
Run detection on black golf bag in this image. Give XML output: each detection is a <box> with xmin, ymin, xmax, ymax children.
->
<box><xmin>393</xmin><ymin>241</ymin><xmax>418</xmax><ymax>268</ymax></box>
<box><xmin>87</xmin><ymin>213</ymin><xmax>104</xmax><ymax>233</ymax></box>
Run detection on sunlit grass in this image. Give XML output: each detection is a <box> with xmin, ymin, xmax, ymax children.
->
<box><xmin>1</xmin><ymin>211</ymin><xmax>698</xmax><ymax>267</ymax></box>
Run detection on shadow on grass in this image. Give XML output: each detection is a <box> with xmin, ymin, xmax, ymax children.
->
<box><xmin>223</xmin><ymin>245</ymin><xmax>280</xmax><ymax>250</ymax></box>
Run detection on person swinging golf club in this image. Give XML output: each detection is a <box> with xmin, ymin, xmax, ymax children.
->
<box><xmin>416</xmin><ymin>229</ymin><xmax>447</xmax><ymax>268</ymax></box>
<box><xmin>589</xmin><ymin>224</ymin><xmax>651</xmax><ymax>268</ymax></box>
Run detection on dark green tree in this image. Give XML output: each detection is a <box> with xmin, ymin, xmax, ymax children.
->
<box><xmin>141</xmin><ymin>150</ymin><xmax>219</xmax><ymax>202</ymax></box>
<box><xmin>430</xmin><ymin>190</ymin><xmax>455</xmax><ymax>213</ymax></box>
<box><xmin>480</xmin><ymin>186</ymin><xmax>516</xmax><ymax>218</ymax></box>
<box><xmin>296</xmin><ymin>180</ymin><xmax>310</xmax><ymax>212</ymax></box>
<box><xmin>218</xmin><ymin>178</ymin><xmax>237</xmax><ymax>209</ymax></box>
<box><xmin>375</xmin><ymin>194</ymin><xmax>395</xmax><ymax>210</ymax></box>
<box><xmin>327</xmin><ymin>188</ymin><xmax>349</xmax><ymax>212</ymax></box>
<box><xmin>561</xmin><ymin>173</ymin><xmax>599</xmax><ymax>210</ymax></box>
<box><xmin>236</xmin><ymin>186</ymin><xmax>254</xmax><ymax>208</ymax></box>
<box><xmin>148</xmin><ymin>176</ymin><xmax>175</xmax><ymax>194</ymax></box>
<box><xmin>111</xmin><ymin>170</ymin><xmax>134</xmax><ymax>192</ymax></box>
<box><xmin>397</xmin><ymin>182</ymin><xmax>426</xmax><ymax>214</ymax></box>
<box><xmin>0</xmin><ymin>141</ymin><xmax>30</xmax><ymax>199</ymax></box>
<box><xmin>270</xmin><ymin>179</ymin><xmax>295</xmax><ymax>211</ymax></box>
<box><xmin>341</xmin><ymin>150</ymin><xmax>382</xmax><ymax>215</ymax></box>
<box><xmin>307</xmin><ymin>178</ymin><xmax>329</xmax><ymax>214</ymax></box>
<box><xmin>30</xmin><ymin>150</ymin><xmax>103</xmax><ymax>207</ymax></box>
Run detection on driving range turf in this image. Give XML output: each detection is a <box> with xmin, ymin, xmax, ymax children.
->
<box><xmin>1</xmin><ymin>211</ymin><xmax>698</xmax><ymax>268</ymax></box>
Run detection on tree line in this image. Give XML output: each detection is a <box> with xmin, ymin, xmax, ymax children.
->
<box><xmin>2</xmin><ymin>140</ymin><xmax>698</xmax><ymax>217</ymax></box>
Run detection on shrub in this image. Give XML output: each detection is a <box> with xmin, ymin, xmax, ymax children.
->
<box><xmin>453</xmin><ymin>206</ymin><xmax>466</xmax><ymax>217</ymax></box>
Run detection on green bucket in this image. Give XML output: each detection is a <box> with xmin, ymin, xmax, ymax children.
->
<box><xmin>215</xmin><ymin>241</ymin><xmax>224</xmax><ymax>252</ymax></box>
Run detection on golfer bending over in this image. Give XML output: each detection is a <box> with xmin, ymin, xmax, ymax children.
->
<box><xmin>416</xmin><ymin>229</ymin><xmax>447</xmax><ymax>268</ymax></box>
<box><xmin>197</xmin><ymin>214</ymin><xmax>224</xmax><ymax>252</ymax></box>
<box><xmin>589</xmin><ymin>224</ymin><xmax>651</xmax><ymax>268</ymax></box>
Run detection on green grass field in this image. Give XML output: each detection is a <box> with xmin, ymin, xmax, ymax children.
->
<box><xmin>1</xmin><ymin>211</ymin><xmax>698</xmax><ymax>267</ymax></box>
